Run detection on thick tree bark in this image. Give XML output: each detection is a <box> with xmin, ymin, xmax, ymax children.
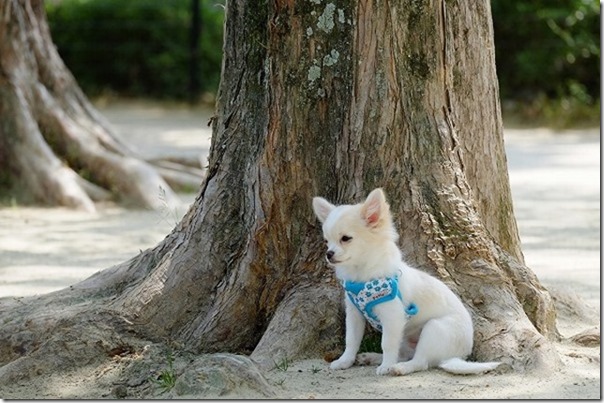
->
<box><xmin>0</xmin><ymin>0</ymin><xmax>202</xmax><ymax>210</ymax></box>
<box><xmin>0</xmin><ymin>0</ymin><xmax>561</xmax><ymax>391</ymax></box>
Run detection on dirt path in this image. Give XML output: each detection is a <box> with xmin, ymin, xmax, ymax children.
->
<box><xmin>505</xmin><ymin>127</ymin><xmax>600</xmax><ymax>328</ymax></box>
<box><xmin>0</xmin><ymin>102</ymin><xmax>599</xmax><ymax>399</ymax></box>
<box><xmin>0</xmin><ymin>101</ymin><xmax>210</xmax><ymax>297</ymax></box>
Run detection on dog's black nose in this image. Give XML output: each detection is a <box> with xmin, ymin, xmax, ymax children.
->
<box><xmin>326</xmin><ymin>250</ymin><xmax>335</xmax><ymax>261</ymax></box>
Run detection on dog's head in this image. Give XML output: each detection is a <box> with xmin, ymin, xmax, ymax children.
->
<box><xmin>312</xmin><ymin>188</ymin><xmax>398</xmax><ymax>271</ymax></box>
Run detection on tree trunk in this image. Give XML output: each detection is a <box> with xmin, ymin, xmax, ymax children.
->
<box><xmin>0</xmin><ymin>0</ymin><xmax>560</xmax><ymax>392</ymax></box>
<box><xmin>0</xmin><ymin>0</ymin><xmax>203</xmax><ymax>211</ymax></box>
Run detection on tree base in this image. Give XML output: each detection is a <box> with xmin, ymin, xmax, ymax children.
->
<box><xmin>0</xmin><ymin>1</ymin><xmax>203</xmax><ymax>211</ymax></box>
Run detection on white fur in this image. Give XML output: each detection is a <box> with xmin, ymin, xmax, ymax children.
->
<box><xmin>312</xmin><ymin>188</ymin><xmax>501</xmax><ymax>376</ymax></box>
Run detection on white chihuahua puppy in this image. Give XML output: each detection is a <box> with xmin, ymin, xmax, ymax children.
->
<box><xmin>312</xmin><ymin>188</ymin><xmax>500</xmax><ymax>376</ymax></box>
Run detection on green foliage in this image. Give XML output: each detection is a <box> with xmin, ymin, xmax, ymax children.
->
<box><xmin>45</xmin><ymin>0</ymin><xmax>599</xmax><ymax>123</ymax></box>
<box><xmin>309</xmin><ymin>364</ymin><xmax>322</xmax><ymax>374</ymax></box>
<box><xmin>358</xmin><ymin>330</ymin><xmax>382</xmax><ymax>354</ymax></box>
<box><xmin>45</xmin><ymin>0</ymin><xmax>224</xmax><ymax>100</ymax></box>
<box><xmin>503</xmin><ymin>92</ymin><xmax>600</xmax><ymax>129</ymax></box>
<box><xmin>492</xmin><ymin>0</ymin><xmax>600</xmax><ymax>109</ymax></box>
<box><xmin>272</xmin><ymin>357</ymin><xmax>290</xmax><ymax>372</ymax></box>
<box><xmin>151</xmin><ymin>350</ymin><xmax>177</xmax><ymax>392</ymax></box>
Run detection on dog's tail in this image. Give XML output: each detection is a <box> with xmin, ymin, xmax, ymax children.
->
<box><xmin>438</xmin><ymin>357</ymin><xmax>501</xmax><ymax>375</ymax></box>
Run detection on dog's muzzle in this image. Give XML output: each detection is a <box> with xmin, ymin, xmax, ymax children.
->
<box><xmin>326</xmin><ymin>250</ymin><xmax>338</xmax><ymax>264</ymax></box>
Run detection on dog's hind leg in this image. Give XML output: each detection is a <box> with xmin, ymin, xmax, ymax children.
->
<box><xmin>399</xmin><ymin>335</ymin><xmax>417</xmax><ymax>361</ymax></box>
<box><xmin>391</xmin><ymin>315</ymin><xmax>472</xmax><ymax>375</ymax></box>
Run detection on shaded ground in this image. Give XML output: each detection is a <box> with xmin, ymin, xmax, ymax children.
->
<box><xmin>0</xmin><ymin>101</ymin><xmax>599</xmax><ymax>399</ymax></box>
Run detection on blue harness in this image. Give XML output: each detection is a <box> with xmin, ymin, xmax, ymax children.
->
<box><xmin>343</xmin><ymin>274</ymin><xmax>418</xmax><ymax>332</ymax></box>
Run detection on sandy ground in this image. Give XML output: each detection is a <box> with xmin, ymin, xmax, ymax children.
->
<box><xmin>0</xmin><ymin>101</ymin><xmax>599</xmax><ymax>399</ymax></box>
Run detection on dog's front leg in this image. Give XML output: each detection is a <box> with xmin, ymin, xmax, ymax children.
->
<box><xmin>330</xmin><ymin>298</ymin><xmax>365</xmax><ymax>370</ymax></box>
<box><xmin>374</xmin><ymin>301</ymin><xmax>406</xmax><ymax>375</ymax></box>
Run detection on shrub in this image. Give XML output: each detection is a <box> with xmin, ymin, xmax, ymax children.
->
<box><xmin>46</xmin><ymin>0</ymin><xmax>600</xmax><ymax>118</ymax></box>
<box><xmin>492</xmin><ymin>0</ymin><xmax>600</xmax><ymax>106</ymax></box>
<box><xmin>46</xmin><ymin>0</ymin><xmax>225</xmax><ymax>100</ymax></box>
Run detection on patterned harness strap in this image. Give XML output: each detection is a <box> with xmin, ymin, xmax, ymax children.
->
<box><xmin>343</xmin><ymin>274</ymin><xmax>418</xmax><ymax>332</ymax></box>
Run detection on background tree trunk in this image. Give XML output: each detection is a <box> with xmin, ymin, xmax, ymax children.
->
<box><xmin>0</xmin><ymin>0</ymin><xmax>560</xmax><ymax>389</ymax></box>
<box><xmin>0</xmin><ymin>0</ymin><xmax>202</xmax><ymax>211</ymax></box>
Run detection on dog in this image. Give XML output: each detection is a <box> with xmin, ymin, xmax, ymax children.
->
<box><xmin>312</xmin><ymin>188</ymin><xmax>501</xmax><ymax>375</ymax></box>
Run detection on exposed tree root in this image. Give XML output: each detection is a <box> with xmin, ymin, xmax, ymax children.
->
<box><xmin>251</xmin><ymin>284</ymin><xmax>342</xmax><ymax>369</ymax></box>
<box><xmin>153</xmin><ymin>164</ymin><xmax>204</xmax><ymax>192</ymax></box>
<box><xmin>0</xmin><ymin>0</ymin><xmax>203</xmax><ymax>210</ymax></box>
<box><xmin>0</xmin><ymin>84</ymin><xmax>95</xmax><ymax>211</ymax></box>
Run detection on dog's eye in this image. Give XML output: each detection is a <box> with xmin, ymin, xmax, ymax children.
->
<box><xmin>341</xmin><ymin>235</ymin><xmax>353</xmax><ymax>243</ymax></box>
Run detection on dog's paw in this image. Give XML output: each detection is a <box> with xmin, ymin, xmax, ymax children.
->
<box><xmin>356</xmin><ymin>352</ymin><xmax>382</xmax><ymax>366</ymax></box>
<box><xmin>330</xmin><ymin>357</ymin><xmax>355</xmax><ymax>370</ymax></box>
<box><xmin>376</xmin><ymin>364</ymin><xmax>394</xmax><ymax>376</ymax></box>
<box><xmin>390</xmin><ymin>360</ymin><xmax>426</xmax><ymax>376</ymax></box>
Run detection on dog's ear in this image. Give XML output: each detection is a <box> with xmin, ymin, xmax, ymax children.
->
<box><xmin>312</xmin><ymin>197</ymin><xmax>335</xmax><ymax>223</ymax></box>
<box><xmin>361</xmin><ymin>188</ymin><xmax>387</xmax><ymax>228</ymax></box>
